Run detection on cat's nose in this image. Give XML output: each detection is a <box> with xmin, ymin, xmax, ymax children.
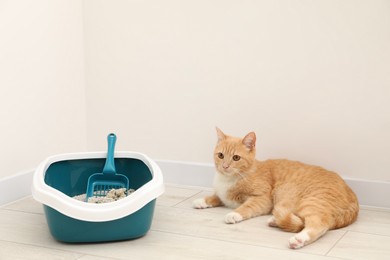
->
<box><xmin>223</xmin><ymin>163</ymin><xmax>229</xmax><ymax>169</ymax></box>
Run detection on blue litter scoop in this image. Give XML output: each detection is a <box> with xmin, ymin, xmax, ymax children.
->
<box><xmin>86</xmin><ymin>133</ymin><xmax>129</xmax><ymax>201</ymax></box>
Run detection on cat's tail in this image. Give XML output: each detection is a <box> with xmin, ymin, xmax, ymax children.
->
<box><xmin>273</xmin><ymin>209</ymin><xmax>304</xmax><ymax>232</ymax></box>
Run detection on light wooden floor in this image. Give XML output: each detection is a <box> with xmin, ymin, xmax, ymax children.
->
<box><xmin>1</xmin><ymin>184</ymin><xmax>390</xmax><ymax>260</ymax></box>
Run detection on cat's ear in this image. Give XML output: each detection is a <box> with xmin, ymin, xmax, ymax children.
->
<box><xmin>242</xmin><ymin>132</ymin><xmax>256</xmax><ymax>150</ymax></box>
<box><xmin>216</xmin><ymin>127</ymin><xmax>226</xmax><ymax>142</ymax></box>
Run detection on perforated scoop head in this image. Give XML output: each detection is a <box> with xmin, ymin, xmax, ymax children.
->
<box><xmin>86</xmin><ymin>174</ymin><xmax>129</xmax><ymax>198</ymax></box>
<box><xmin>85</xmin><ymin>133</ymin><xmax>129</xmax><ymax>201</ymax></box>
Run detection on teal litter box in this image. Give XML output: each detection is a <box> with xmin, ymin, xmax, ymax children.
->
<box><xmin>31</xmin><ymin>151</ymin><xmax>164</xmax><ymax>243</ymax></box>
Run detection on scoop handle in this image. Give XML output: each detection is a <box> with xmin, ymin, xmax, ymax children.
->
<box><xmin>102</xmin><ymin>133</ymin><xmax>116</xmax><ymax>174</ymax></box>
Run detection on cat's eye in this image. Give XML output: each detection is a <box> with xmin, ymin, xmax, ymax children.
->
<box><xmin>233</xmin><ymin>155</ymin><xmax>241</xmax><ymax>161</ymax></box>
<box><xmin>217</xmin><ymin>153</ymin><xmax>224</xmax><ymax>159</ymax></box>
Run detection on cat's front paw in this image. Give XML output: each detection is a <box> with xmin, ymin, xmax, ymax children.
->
<box><xmin>192</xmin><ymin>198</ymin><xmax>212</xmax><ymax>209</ymax></box>
<box><xmin>225</xmin><ymin>212</ymin><xmax>243</xmax><ymax>224</ymax></box>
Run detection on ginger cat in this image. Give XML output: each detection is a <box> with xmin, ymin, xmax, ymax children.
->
<box><xmin>193</xmin><ymin>128</ymin><xmax>359</xmax><ymax>249</ymax></box>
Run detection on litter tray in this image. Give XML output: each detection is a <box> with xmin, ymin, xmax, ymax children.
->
<box><xmin>31</xmin><ymin>151</ymin><xmax>164</xmax><ymax>243</ymax></box>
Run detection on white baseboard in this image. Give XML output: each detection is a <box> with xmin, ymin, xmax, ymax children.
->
<box><xmin>1</xmin><ymin>161</ymin><xmax>390</xmax><ymax>209</ymax></box>
<box><xmin>343</xmin><ymin>178</ymin><xmax>390</xmax><ymax>209</ymax></box>
<box><xmin>0</xmin><ymin>169</ymin><xmax>34</xmax><ymax>206</ymax></box>
<box><xmin>156</xmin><ymin>160</ymin><xmax>215</xmax><ymax>187</ymax></box>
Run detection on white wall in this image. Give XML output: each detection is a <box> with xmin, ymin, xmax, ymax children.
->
<box><xmin>84</xmin><ymin>0</ymin><xmax>390</xmax><ymax>181</ymax></box>
<box><xmin>1</xmin><ymin>1</ymin><xmax>389</xmax><ymax>183</ymax></box>
<box><xmin>0</xmin><ymin>0</ymin><xmax>87</xmax><ymax>179</ymax></box>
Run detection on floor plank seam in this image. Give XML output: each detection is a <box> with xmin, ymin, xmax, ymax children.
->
<box><xmin>0</xmin><ymin>239</ymin><xmax>125</xmax><ymax>260</ymax></box>
<box><xmin>344</xmin><ymin>230</ymin><xmax>390</xmax><ymax>238</ymax></box>
<box><xmin>150</xmin><ymin>229</ymin><xmax>331</xmax><ymax>257</ymax></box>
<box><xmin>0</xmin><ymin>239</ymin><xmax>79</xmax><ymax>255</ymax></box>
<box><xmin>324</xmin><ymin>230</ymin><xmax>348</xmax><ymax>257</ymax></box>
<box><xmin>0</xmin><ymin>208</ymin><xmax>44</xmax><ymax>216</ymax></box>
<box><xmin>75</xmin><ymin>253</ymin><xmax>122</xmax><ymax>260</ymax></box>
<box><xmin>170</xmin><ymin>190</ymin><xmax>205</xmax><ymax>207</ymax></box>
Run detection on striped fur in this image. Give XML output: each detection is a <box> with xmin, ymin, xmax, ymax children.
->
<box><xmin>193</xmin><ymin>128</ymin><xmax>359</xmax><ymax>249</ymax></box>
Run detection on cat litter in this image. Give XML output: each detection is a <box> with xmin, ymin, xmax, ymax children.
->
<box><xmin>73</xmin><ymin>188</ymin><xmax>135</xmax><ymax>204</ymax></box>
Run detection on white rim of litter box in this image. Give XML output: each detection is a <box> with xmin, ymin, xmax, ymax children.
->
<box><xmin>31</xmin><ymin>151</ymin><xmax>164</xmax><ymax>222</ymax></box>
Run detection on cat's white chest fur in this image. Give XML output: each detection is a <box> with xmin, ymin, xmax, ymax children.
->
<box><xmin>214</xmin><ymin>173</ymin><xmax>241</xmax><ymax>208</ymax></box>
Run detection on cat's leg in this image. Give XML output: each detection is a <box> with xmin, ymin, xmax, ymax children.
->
<box><xmin>225</xmin><ymin>196</ymin><xmax>272</xmax><ymax>224</ymax></box>
<box><xmin>193</xmin><ymin>194</ymin><xmax>223</xmax><ymax>209</ymax></box>
<box><xmin>288</xmin><ymin>215</ymin><xmax>330</xmax><ymax>249</ymax></box>
<box><xmin>270</xmin><ymin>186</ymin><xmax>301</xmax><ymax>230</ymax></box>
<box><xmin>270</xmin><ymin>205</ymin><xmax>304</xmax><ymax>232</ymax></box>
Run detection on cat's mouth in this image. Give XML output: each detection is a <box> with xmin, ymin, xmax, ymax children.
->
<box><xmin>219</xmin><ymin>168</ymin><xmax>239</xmax><ymax>177</ymax></box>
